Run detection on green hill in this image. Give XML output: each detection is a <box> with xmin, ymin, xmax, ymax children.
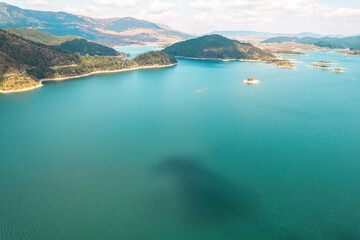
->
<box><xmin>133</xmin><ymin>51</ymin><xmax>177</xmax><ymax>66</ymax></box>
<box><xmin>262</xmin><ymin>36</ymin><xmax>360</xmax><ymax>50</ymax></box>
<box><xmin>0</xmin><ymin>30</ymin><xmax>177</xmax><ymax>92</ymax></box>
<box><xmin>0</xmin><ymin>3</ymin><xmax>193</xmax><ymax>46</ymax></box>
<box><xmin>3</xmin><ymin>28</ymin><xmax>124</xmax><ymax>56</ymax></box>
<box><xmin>3</xmin><ymin>28</ymin><xmax>79</xmax><ymax>45</ymax></box>
<box><xmin>162</xmin><ymin>34</ymin><xmax>275</xmax><ymax>60</ymax></box>
<box><xmin>58</xmin><ymin>39</ymin><xmax>120</xmax><ymax>56</ymax></box>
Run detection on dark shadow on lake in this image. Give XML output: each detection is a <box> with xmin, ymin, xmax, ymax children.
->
<box><xmin>328</xmin><ymin>226</ymin><xmax>360</xmax><ymax>240</ymax></box>
<box><xmin>154</xmin><ymin>156</ymin><xmax>259</xmax><ymax>224</ymax></box>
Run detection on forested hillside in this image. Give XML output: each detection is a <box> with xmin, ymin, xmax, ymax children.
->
<box><xmin>58</xmin><ymin>39</ymin><xmax>121</xmax><ymax>56</ymax></box>
<box><xmin>3</xmin><ymin>28</ymin><xmax>126</xmax><ymax>57</ymax></box>
<box><xmin>0</xmin><ymin>30</ymin><xmax>177</xmax><ymax>92</ymax></box>
<box><xmin>4</xmin><ymin>28</ymin><xmax>79</xmax><ymax>45</ymax></box>
<box><xmin>134</xmin><ymin>51</ymin><xmax>177</xmax><ymax>66</ymax></box>
<box><xmin>163</xmin><ymin>34</ymin><xmax>275</xmax><ymax>60</ymax></box>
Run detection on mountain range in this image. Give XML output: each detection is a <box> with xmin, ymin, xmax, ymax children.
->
<box><xmin>209</xmin><ymin>31</ymin><xmax>349</xmax><ymax>40</ymax></box>
<box><xmin>0</xmin><ymin>2</ymin><xmax>193</xmax><ymax>46</ymax></box>
<box><xmin>262</xmin><ymin>36</ymin><xmax>360</xmax><ymax>50</ymax></box>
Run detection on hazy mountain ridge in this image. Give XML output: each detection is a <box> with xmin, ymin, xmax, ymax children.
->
<box><xmin>0</xmin><ymin>2</ymin><xmax>193</xmax><ymax>46</ymax></box>
<box><xmin>209</xmin><ymin>30</ymin><xmax>349</xmax><ymax>40</ymax></box>
<box><xmin>262</xmin><ymin>36</ymin><xmax>360</xmax><ymax>50</ymax></box>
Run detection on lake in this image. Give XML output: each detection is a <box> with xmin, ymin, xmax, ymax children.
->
<box><xmin>1</xmin><ymin>48</ymin><xmax>359</xmax><ymax>240</ymax></box>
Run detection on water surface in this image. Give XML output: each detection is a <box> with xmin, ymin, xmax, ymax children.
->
<box><xmin>1</xmin><ymin>49</ymin><xmax>360</xmax><ymax>240</ymax></box>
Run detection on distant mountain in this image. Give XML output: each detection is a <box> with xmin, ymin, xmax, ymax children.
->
<box><xmin>208</xmin><ymin>31</ymin><xmax>346</xmax><ymax>40</ymax></box>
<box><xmin>0</xmin><ymin>2</ymin><xmax>193</xmax><ymax>46</ymax></box>
<box><xmin>162</xmin><ymin>34</ymin><xmax>274</xmax><ymax>61</ymax></box>
<box><xmin>209</xmin><ymin>30</ymin><xmax>276</xmax><ymax>37</ymax></box>
<box><xmin>262</xmin><ymin>36</ymin><xmax>360</xmax><ymax>50</ymax></box>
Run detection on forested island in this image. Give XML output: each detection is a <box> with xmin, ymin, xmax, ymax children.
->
<box><xmin>0</xmin><ymin>30</ymin><xmax>177</xmax><ymax>93</ymax></box>
<box><xmin>162</xmin><ymin>34</ymin><xmax>296</xmax><ymax>68</ymax></box>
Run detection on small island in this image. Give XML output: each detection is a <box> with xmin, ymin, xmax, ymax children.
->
<box><xmin>314</xmin><ymin>61</ymin><xmax>334</xmax><ymax>65</ymax></box>
<box><xmin>337</xmin><ymin>50</ymin><xmax>360</xmax><ymax>56</ymax></box>
<box><xmin>333</xmin><ymin>68</ymin><xmax>344</xmax><ymax>72</ymax></box>
<box><xmin>307</xmin><ymin>64</ymin><xmax>332</xmax><ymax>70</ymax></box>
<box><xmin>266</xmin><ymin>59</ymin><xmax>296</xmax><ymax>69</ymax></box>
<box><xmin>243</xmin><ymin>78</ymin><xmax>260</xmax><ymax>85</ymax></box>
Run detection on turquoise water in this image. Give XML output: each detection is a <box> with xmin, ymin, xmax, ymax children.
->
<box><xmin>115</xmin><ymin>45</ymin><xmax>160</xmax><ymax>58</ymax></box>
<box><xmin>1</xmin><ymin>49</ymin><xmax>360</xmax><ymax>240</ymax></box>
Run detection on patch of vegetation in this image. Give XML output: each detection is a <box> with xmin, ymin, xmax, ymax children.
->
<box><xmin>265</xmin><ymin>59</ymin><xmax>295</xmax><ymax>69</ymax></box>
<box><xmin>0</xmin><ymin>72</ymin><xmax>39</xmax><ymax>91</ymax></box>
<box><xmin>58</xmin><ymin>39</ymin><xmax>122</xmax><ymax>56</ymax></box>
<box><xmin>133</xmin><ymin>51</ymin><xmax>177</xmax><ymax>66</ymax></box>
<box><xmin>272</xmin><ymin>50</ymin><xmax>306</xmax><ymax>55</ymax></box>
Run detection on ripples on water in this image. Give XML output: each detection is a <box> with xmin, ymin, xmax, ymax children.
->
<box><xmin>0</xmin><ymin>48</ymin><xmax>360</xmax><ymax>239</ymax></box>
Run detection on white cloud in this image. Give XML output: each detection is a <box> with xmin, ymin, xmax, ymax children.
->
<box><xmin>20</xmin><ymin>0</ymin><xmax>49</xmax><ymax>6</ymax></box>
<box><xmin>194</xmin><ymin>13</ymin><xmax>213</xmax><ymax>21</ymax></box>
<box><xmin>146</xmin><ymin>10</ymin><xmax>179</xmax><ymax>21</ymax></box>
<box><xmin>149</xmin><ymin>1</ymin><xmax>180</xmax><ymax>13</ymax></box>
<box><xmin>62</xmin><ymin>5</ymin><xmax>106</xmax><ymax>17</ymax></box>
<box><xmin>136</xmin><ymin>1</ymin><xmax>181</xmax><ymax>21</ymax></box>
<box><xmin>93</xmin><ymin>0</ymin><xmax>141</xmax><ymax>7</ymax></box>
<box><xmin>323</xmin><ymin>7</ymin><xmax>360</xmax><ymax>18</ymax></box>
<box><xmin>189</xmin><ymin>0</ymin><xmax>249</xmax><ymax>10</ymax></box>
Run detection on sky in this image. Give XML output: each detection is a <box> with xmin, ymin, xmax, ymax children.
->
<box><xmin>8</xmin><ymin>0</ymin><xmax>360</xmax><ymax>35</ymax></box>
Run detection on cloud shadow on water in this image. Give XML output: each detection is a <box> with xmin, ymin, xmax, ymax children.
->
<box><xmin>154</xmin><ymin>156</ymin><xmax>259</xmax><ymax>224</ymax></box>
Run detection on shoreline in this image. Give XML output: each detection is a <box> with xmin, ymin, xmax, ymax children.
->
<box><xmin>0</xmin><ymin>83</ymin><xmax>43</xmax><ymax>94</ymax></box>
<box><xmin>175</xmin><ymin>56</ymin><xmax>261</xmax><ymax>62</ymax></box>
<box><xmin>40</xmin><ymin>64</ymin><xmax>177</xmax><ymax>83</ymax></box>
<box><xmin>0</xmin><ymin>64</ymin><xmax>177</xmax><ymax>94</ymax></box>
<box><xmin>306</xmin><ymin>64</ymin><xmax>332</xmax><ymax>70</ymax></box>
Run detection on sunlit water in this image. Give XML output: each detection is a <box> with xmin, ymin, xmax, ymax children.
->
<box><xmin>1</xmin><ymin>48</ymin><xmax>360</xmax><ymax>240</ymax></box>
<box><xmin>115</xmin><ymin>45</ymin><xmax>160</xmax><ymax>58</ymax></box>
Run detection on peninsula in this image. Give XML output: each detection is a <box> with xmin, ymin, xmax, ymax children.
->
<box><xmin>162</xmin><ymin>34</ymin><xmax>296</xmax><ymax>69</ymax></box>
<box><xmin>0</xmin><ymin>30</ymin><xmax>177</xmax><ymax>93</ymax></box>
